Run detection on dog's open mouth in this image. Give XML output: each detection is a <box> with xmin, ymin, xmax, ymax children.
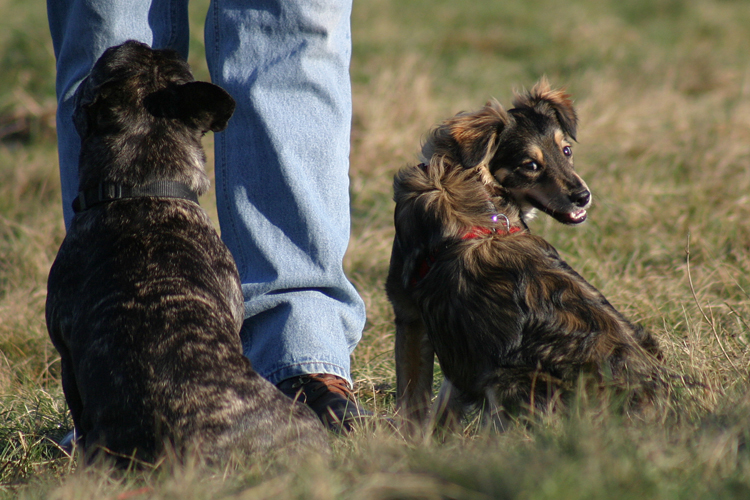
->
<box><xmin>558</xmin><ymin>208</ymin><xmax>587</xmax><ymax>225</ymax></box>
<box><xmin>508</xmin><ymin>188</ymin><xmax>591</xmax><ymax>226</ymax></box>
<box><xmin>530</xmin><ymin>198</ymin><xmax>588</xmax><ymax>225</ymax></box>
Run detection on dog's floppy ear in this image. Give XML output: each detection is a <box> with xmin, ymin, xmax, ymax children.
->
<box><xmin>422</xmin><ymin>100</ymin><xmax>508</xmax><ymax>168</ymax></box>
<box><xmin>175</xmin><ymin>81</ymin><xmax>236</xmax><ymax>132</ymax></box>
<box><xmin>72</xmin><ymin>81</ymin><xmax>95</xmax><ymax>139</ymax></box>
<box><xmin>71</xmin><ymin>72</ymin><xmax>113</xmax><ymax>139</ymax></box>
<box><xmin>513</xmin><ymin>77</ymin><xmax>578</xmax><ymax>141</ymax></box>
<box><xmin>145</xmin><ymin>81</ymin><xmax>236</xmax><ymax>133</ymax></box>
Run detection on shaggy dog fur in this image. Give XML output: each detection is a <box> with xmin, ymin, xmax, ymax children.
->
<box><xmin>386</xmin><ymin>79</ymin><xmax>664</xmax><ymax>429</ymax></box>
<box><xmin>46</xmin><ymin>41</ymin><xmax>328</xmax><ymax>464</ymax></box>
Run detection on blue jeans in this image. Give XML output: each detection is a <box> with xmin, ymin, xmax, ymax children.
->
<box><xmin>47</xmin><ymin>0</ymin><xmax>365</xmax><ymax>385</ymax></box>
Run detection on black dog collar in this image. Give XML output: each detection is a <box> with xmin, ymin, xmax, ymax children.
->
<box><xmin>72</xmin><ymin>180</ymin><xmax>200</xmax><ymax>213</ymax></box>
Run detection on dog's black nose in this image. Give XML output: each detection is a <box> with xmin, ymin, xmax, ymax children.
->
<box><xmin>571</xmin><ymin>189</ymin><xmax>591</xmax><ymax>208</ymax></box>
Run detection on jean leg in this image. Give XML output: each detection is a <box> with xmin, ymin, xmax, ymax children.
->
<box><xmin>205</xmin><ymin>0</ymin><xmax>365</xmax><ymax>385</ymax></box>
<box><xmin>47</xmin><ymin>0</ymin><xmax>190</xmax><ymax>228</ymax></box>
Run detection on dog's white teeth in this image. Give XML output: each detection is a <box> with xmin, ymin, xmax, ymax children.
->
<box><xmin>570</xmin><ymin>209</ymin><xmax>587</xmax><ymax>222</ymax></box>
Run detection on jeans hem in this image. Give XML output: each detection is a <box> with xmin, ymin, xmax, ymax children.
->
<box><xmin>264</xmin><ymin>361</ymin><xmax>352</xmax><ymax>387</ymax></box>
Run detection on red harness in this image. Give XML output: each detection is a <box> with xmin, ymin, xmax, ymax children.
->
<box><xmin>410</xmin><ymin>223</ymin><xmax>523</xmax><ymax>287</ymax></box>
<box><xmin>407</xmin><ymin>162</ymin><xmax>524</xmax><ymax>287</ymax></box>
<box><xmin>461</xmin><ymin>225</ymin><xmax>522</xmax><ymax>239</ymax></box>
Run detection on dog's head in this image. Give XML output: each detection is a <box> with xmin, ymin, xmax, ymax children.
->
<box><xmin>421</xmin><ymin>78</ymin><xmax>591</xmax><ymax>225</ymax></box>
<box><xmin>72</xmin><ymin>40</ymin><xmax>236</xmax><ymax>192</ymax></box>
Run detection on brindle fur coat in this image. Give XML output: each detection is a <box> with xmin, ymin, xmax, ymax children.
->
<box><xmin>46</xmin><ymin>41</ymin><xmax>328</xmax><ymax>464</ymax></box>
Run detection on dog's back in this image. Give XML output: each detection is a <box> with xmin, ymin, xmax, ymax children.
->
<box><xmin>46</xmin><ymin>41</ymin><xmax>327</xmax><ymax>463</ymax></box>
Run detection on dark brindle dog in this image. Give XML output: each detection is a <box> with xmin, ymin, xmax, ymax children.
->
<box><xmin>386</xmin><ymin>79</ymin><xmax>664</xmax><ymax>429</ymax></box>
<box><xmin>46</xmin><ymin>41</ymin><xmax>328</xmax><ymax>463</ymax></box>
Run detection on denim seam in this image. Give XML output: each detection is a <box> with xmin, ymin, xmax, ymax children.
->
<box><xmin>168</xmin><ymin>0</ymin><xmax>178</xmax><ymax>49</ymax></box>
<box><xmin>209</xmin><ymin>1</ymin><xmax>250</xmax><ymax>279</ymax></box>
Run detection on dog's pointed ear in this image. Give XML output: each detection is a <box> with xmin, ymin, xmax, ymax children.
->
<box><xmin>422</xmin><ymin>99</ymin><xmax>508</xmax><ymax>168</ymax></box>
<box><xmin>513</xmin><ymin>77</ymin><xmax>578</xmax><ymax>141</ymax></box>
<box><xmin>145</xmin><ymin>81</ymin><xmax>236</xmax><ymax>133</ymax></box>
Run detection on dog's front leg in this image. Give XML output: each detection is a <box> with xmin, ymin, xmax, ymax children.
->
<box><xmin>395</xmin><ymin>315</ymin><xmax>434</xmax><ymax>432</ymax></box>
<box><xmin>57</xmin><ymin>345</ymin><xmax>85</xmax><ymax>447</ymax></box>
<box><xmin>387</xmin><ymin>236</ymin><xmax>435</xmax><ymax>433</ymax></box>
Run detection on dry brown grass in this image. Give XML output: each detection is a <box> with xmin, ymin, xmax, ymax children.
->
<box><xmin>3</xmin><ymin>0</ymin><xmax>750</xmax><ymax>497</ymax></box>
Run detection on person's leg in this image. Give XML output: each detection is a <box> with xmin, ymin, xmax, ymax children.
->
<box><xmin>204</xmin><ymin>0</ymin><xmax>365</xmax><ymax>391</ymax></box>
<box><xmin>47</xmin><ymin>0</ymin><xmax>190</xmax><ymax>228</ymax></box>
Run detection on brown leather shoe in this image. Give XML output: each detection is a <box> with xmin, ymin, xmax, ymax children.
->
<box><xmin>276</xmin><ymin>374</ymin><xmax>373</xmax><ymax>433</ymax></box>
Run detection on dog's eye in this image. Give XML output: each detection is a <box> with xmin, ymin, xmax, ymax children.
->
<box><xmin>563</xmin><ymin>146</ymin><xmax>572</xmax><ymax>156</ymax></box>
<box><xmin>522</xmin><ymin>161</ymin><xmax>539</xmax><ymax>172</ymax></box>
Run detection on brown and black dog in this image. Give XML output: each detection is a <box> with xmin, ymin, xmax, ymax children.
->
<box><xmin>46</xmin><ymin>41</ymin><xmax>328</xmax><ymax>464</ymax></box>
<box><xmin>386</xmin><ymin>79</ymin><xmax>664</xmax><ymax>430</ymax></box>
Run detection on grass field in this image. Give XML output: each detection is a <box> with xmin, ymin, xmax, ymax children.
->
<box><xmin>2</xmin><ymin>0</ymin><xmax>750</xmax><ymax>497</ymax></box>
